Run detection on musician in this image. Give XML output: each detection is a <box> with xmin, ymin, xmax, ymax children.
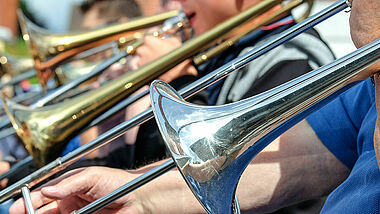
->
<box><xmin>9</xmin><ymin>0</ymin><xmax>380</xmax><ymax>213</ymax></box>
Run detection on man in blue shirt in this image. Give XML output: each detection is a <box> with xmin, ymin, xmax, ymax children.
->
<box><xmin>8</xmin><ymin>0</ymin><xmax>380</xmax><ymax>213</ymax></box>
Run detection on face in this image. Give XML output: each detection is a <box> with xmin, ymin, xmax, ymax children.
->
<box><xmin>176</xmin><ymin>0</ymin><xmax>260</xmax><ymax>35</ymax></box>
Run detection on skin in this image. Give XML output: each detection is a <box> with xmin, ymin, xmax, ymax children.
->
<box><xmin>9</xmin><ymin>0</ymin><xmax>380</xmax><ymax>213</ymax></box>
<box><xmin>348</xmin><ymin>0</ymin><xmax>380</xmax><ymax>168</ymax></box>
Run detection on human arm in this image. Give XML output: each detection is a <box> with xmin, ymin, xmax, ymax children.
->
<box><xmin>9</xmin><ymin>120</ymin><xmax>349</xmax><ymax>214</ymax></box>
<box><xmin>349</xmin><ymin>0</ymin><xmax>380</xmax><ymax>80</ymax></box>
<box><xmin>349</xmin><ymin>0</ymin><xmax>380</xmax><ymax>168</ymax></box>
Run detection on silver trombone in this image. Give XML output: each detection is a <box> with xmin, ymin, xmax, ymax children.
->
<box><xmin>1</xmin><ymin>0</ymin><xmax>353</xmax><ymax>208</ymax></box>
<box><xmin>73</xmin><ymin>33</ymin><xmax>380</xmax><ymax>214</ymax></box>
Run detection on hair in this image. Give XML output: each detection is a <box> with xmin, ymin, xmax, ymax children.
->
<box><xmin>80</xmin><ymin>0</ymin><xmax>142</xmax><ymax>22</ymax></box>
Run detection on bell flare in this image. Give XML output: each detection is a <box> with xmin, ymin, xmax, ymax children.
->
<box><xmin>1</xmin><ymin>95</ymin><xmax>67</xmax><ymax>167</ymax></box>
<box><xmin>150</xmin><ymin>80</ymin><xmax>242</xmax><ymax>214</ymax></box>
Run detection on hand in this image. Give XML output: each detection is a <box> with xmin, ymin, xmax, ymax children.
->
<box><xmin>135</xmin><ymin>35</ymin><xmax>197</xmax><ymax>83</ymax></box>
<box><xmin>9</xmin><ymin>167</ymin><xmax>145</xmax><ymax>214</ymax></box>
<box><xmin>135</xmin><ymin>35</ymin><xmax>181</xmax><ymax>67</ymax></box>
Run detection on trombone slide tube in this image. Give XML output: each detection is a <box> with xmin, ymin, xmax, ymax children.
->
<box><xmin>0</xmin><ymin>0</ymin><xmax>348</xmax><ymax>203</ymax></box>
<box><xmin>0</xmin><ymin>51</ymin><xmax>128</xmax><ymax>131</ymax></box>
<box><xmin>21</xmin><ymin>186</ymin><xmax>35</xmax><ymax>214</ymax></box>
<box><xmin>32</xmin><ymin>51</ymin><xmax>129</xmax><ymax>108</ymax></box>
<box><xmin>73</xmin><ymin>160</ymin><xmax>176</xmax><ymax>214</ymax></box>
<box><xmin>150</xmin><ymin>38</ymin><xmax>379</xmax><ymax>214</ymax></box>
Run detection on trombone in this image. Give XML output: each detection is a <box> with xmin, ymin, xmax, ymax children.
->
<box><xmin>17</xmin><ymin>9</ymin><xmax>182</xmax><ymax>89</ymax></box>
<box><xmin>74</xmin><ymin>14</ymin><xmax>379</xmax><ymax>214</ymax></box>
<box><xmin>0</xmin><ymin>0</ymin><xmax>348</xmax><ymax>205</ymax></box>
<box><xmin>0</xmin><ymin>10</ymin><xmax>181</xmax><ymax>98</ymax></box>
<box><xmin>0</xmin><ymin>11</ymin><xmax>189</xmax><ymax>134</ymax></box>
<box><xmin>148</xmin><ymin>38</ymin><xmax>380</xmax><ymax>214</ymax></box>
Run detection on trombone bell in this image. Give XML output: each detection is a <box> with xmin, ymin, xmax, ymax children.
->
<box><xmin>151</xmin><ymin>81</ymin><xmax>247</xmax><ymax>214</ymax></box>
<box><xmin>150</xmin><ymin>38</ymin><xmax>380</xmax><ymax>214</ymax></box>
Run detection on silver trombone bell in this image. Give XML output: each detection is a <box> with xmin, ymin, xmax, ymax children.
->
<box><xmin>150</xmin><ymin>38</ymin><xmax>380</xmax><ymax>214</ymax></box>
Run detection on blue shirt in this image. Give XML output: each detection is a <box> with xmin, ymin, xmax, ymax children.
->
<box><xmin>307</xmin><ymin>79</ymin><xmax>380</xmax><ymax>213</ymax></box>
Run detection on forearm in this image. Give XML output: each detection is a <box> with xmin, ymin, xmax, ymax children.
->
<box><xmin>237</xmin><ymin>120</ymin><xmax>349</xmax><ymax>213</ymax></box>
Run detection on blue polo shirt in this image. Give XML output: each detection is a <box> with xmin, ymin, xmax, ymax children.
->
<box><xmin>307</xmin><ymin>79</ymin><xmax>380</xmax><ymax>213</ymax></box>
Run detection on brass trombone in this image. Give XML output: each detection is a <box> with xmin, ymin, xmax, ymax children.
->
<box><xmin>0</xmin><ymin>0</ymin><xmax>347</xmax><ymax>205</ymax></box>
<box><xmin>3</xmin><ymin>0</ymin><xmax>280</xmax><ymax>167</ymax></box>
<box><xmin>17</xmin><ymin>9</ymin><xmax>181</xmax><ymax>88</ymax></box>
<box><xmin>0</xmin><ymin>0</ymin><xmax>309</xmax><ymax>186</ymax></box>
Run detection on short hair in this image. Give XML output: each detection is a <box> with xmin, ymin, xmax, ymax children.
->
<box><xmin>80</xmin><ymin>0</ymin><xmax>142</xmax><ymax>21</ymax></box>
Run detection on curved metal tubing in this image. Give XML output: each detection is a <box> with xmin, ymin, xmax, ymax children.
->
<box><xmin>0</xmin><ymin>0</ymin><xmax>348</xmax><ymax>204</ymax></box>
<box><xmin>0</xmin><ymin>12</ymin><xmax>189</xmax><ymax>133</ymax></box>
<box><xmin>72</xmin><ymin>37</ymin><xmax>379</xmax><ymax>214</ymax></box>
<box><xmin>0</xmin><ymin>51</ymin><xmax>128</xmax><ymax>133</ymax></box>
<box><xmin>151</xmin><ymin>39</ymin><xmax>380</xmax><ymax>213</ymax></box>
<box><xmin>3</xmin><ymin>0</ymin><xmax>276</xmax><ymax>167</ymax></box>
<box><xmin>17</xmin><ymin>9</ymin><xmax>180</xmax><ymax>67</ymax></box>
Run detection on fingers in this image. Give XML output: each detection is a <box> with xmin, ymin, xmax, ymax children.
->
<box><xmin>9</xmin><ymin>190</ymin><xmax>55</xmax><ymax>214</ymax></box>
<box><xmin>134</xmin><ymin>36</ymin><xmax>181</xmax><ymax>67</ymax></box>
<box><xmin>9</xmin><ymin>168</ymin><xmax>90</xmax><ymax>214</ymax></box>
<box><xmin>40</xmin><ymin>169</ymin><xmax>96</xmax><ymax>200</ymax></box>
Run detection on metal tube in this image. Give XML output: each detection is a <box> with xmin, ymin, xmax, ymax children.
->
<box><xmin>0</xmin><ymin>0</ymin><xmax>348</xmax><ymax>203</ymax></box>
<box><xmin>21</xmin><ymin>185</ymin><xmax>35</xmax><ymax>214</ymax></box>
<box><xmin>73</xmin><ymin>160</ymin><xmax>176</xmax><ymax>214</ymax></box>
<box><xmin>0</xmin><ymin>51</ymin><xmax>128</xmax><ymax>131</ymax></box>
<box><xmin>150</xmin><ymin>39</ymin><xmax>380</xmax><ymax>214</ymax></box>
<box><xmin>32</xmin><ymin>51</ymin><xmax>129</xmax><ymax>108</ymax></box>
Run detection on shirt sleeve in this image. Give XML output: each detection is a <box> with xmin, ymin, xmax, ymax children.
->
<box><xmin>306</xmin><ymin>79</ymin><xmax>374</xmax><ymax>169</ymax></box>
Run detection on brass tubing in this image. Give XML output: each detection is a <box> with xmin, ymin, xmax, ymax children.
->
<box><xmin>3</xmin><ymin>0</ymin><xmax>281</xmax><ymax>167</ymax></box>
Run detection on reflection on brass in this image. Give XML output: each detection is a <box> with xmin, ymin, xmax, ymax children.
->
<box><xmin>17</xmin><ymin>9</ymin><xmax>180</xmax><ymax>89</ymax></box>
<box><xmin>3</xmin><ymin>0</ymin><xmax>281</xmax><ymax>167</ymax></box>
